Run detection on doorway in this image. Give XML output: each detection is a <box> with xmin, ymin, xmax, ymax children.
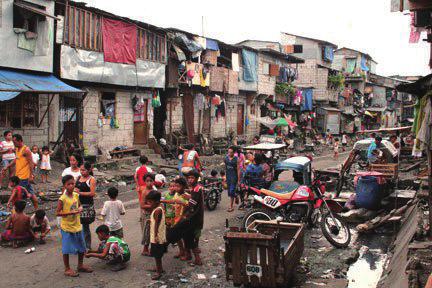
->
<box><xmin>133</xmin><ymin>99</ymin><xmax>149</xmax><ymax>145</ymax></box>
<box><xmin>202</xmin><ymin>108</ymin><xmax>211</xmax><ymax>135</ymax></box>
<box><xmin>237</xmin><ymin>104</ymin><xmax>245</xmax><ymax>135</ymax></box>
<box><xmin>60</xmin><ymin>96</ymin><xmax>81</xmax><ymax>144</ymax></box>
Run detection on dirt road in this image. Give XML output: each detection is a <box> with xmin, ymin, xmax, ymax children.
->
<box><xmin>0</xmin><ymin>152</ymin><xmax>349</xmax><ymax>288</ymax></box>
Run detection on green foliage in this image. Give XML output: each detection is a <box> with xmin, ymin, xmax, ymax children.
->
<box><xmin>275</xmin><ymin>83</ymin><xmax>296</xmax><ymax>96</ymax></box>
<box><xmin>328</xmin><ymin>73</ymin><xmax>345</xmax><ymax>90</ymax></box>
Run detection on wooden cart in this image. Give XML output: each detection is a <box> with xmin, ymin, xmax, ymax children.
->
<box><xmin>369</xmin><ymin>163</ymin><xmax>399</xmax><ymax>181</ymax></box>
<box><xmin>224</xmin><ymin>221</ymin><xmax>304</xmax><ymax>287</ymax></box>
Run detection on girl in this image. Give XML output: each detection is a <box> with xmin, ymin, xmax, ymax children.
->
<box><xmin>163</xmin><ymin>182</ymin><xmax>176</xmax><ymax>228</ymax></box>
<box><xmin>139</xmin><ymin>173</ymin><xmax>156</xmax><ymax>256</ymax></box>
<box><xmin>62</xmin><ymin>154</ymin><xmax>82</xmax><ymax>182</ymax></box>
<box><xmin>75</xmin><ymin>162</ymin><xmax>96</xmax><ymax>250</ymax></box>
<box><xmin>333</xmin><ymin>138</ymin><xmax>340</xmax><ymax>160</ymax></box>
<box><xmin>40</xmin><ymin>146</ymin><xmax>52</xmax><ymax>183</ymax></box>
<box><xmin>224</xmin><ymin>147</ymin><xmax>240</xmax><ymax>212</ymax></box>
<box><xmin>56</xmin><ymin>175</ymin><xmax>92</xmax><ymax>277</ymax></box>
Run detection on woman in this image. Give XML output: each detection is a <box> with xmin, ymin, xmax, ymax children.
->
<box><xmin>75</xmin><ymin>162</ymin><xmax>96</xmax><ymax>250</ymax></box>
<box><xmin>224</xmin><ymin>147</ymin><xmax>240</xmax><ymax>212</ymax></box>
<box><xmin>61</xmin><ymin>154</ymin><xmax>82</xmax><ymax>182</ymax></box>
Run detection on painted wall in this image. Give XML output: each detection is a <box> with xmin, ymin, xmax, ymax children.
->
<box><xmin>0</xmin><ymin>0</ymin><xmax>54</xmax><ymax>72</ymax></box>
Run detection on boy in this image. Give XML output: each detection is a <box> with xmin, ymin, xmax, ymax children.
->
<box><xmin>147</xmin><ymin>190</ymin><xmax>167</xmax><ymax>280</ymax></box>
<box><xmin>30</xmin><ymin>209</ymin><xmax>51</xmax><ymax>244</ymax></box>
<box><xmin>101</xmin><ymin>187</ymin><xmax>126</xmax><ymax>238</ymax></box>
<box><xmin>85</xmin><ymin>224</ymin><xmax>130</xmax><ymax>272</ymax></box>
<box><xmin>1</xmin><ymin>200</ymin><xmax>34</xmax><ymax>248</ymax></box>
<box><xmin>162</xmin><ymin>182</ymin><xmax>176</xmax><ymax>227</ymax></box>
<box><xmin>56</xmin><ymin>175</ymin><xmax>92</xmax><ymax>277</ymax></box>
<box><xmin>155</xmin><ymin>170</ymin><xmax>167</xmax><ymax>188</ymax></box>
<box><xmin>183</xmin><ymin>170</ymin><xmax>204</xmax><ymax>266</ymax></box>
<box><xmin>7</xmin><ymin>176</ymin><xmax>38</xmax><ymax>210</ymax></box>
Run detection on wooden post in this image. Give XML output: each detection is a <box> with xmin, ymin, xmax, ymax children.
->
<box><xmin>428</xmin><ymin>119</ymin><xmax>432</xmax><ymax>236</ymax></box>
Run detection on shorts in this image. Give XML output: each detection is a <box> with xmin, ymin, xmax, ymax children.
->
<box><xmin>1</xmin><ymin>230</ymin><xmax>33</xmax><ymax>242</ymax></box>
<box><xmin>40</xmin><ymin>169</ymin><xmax>50</xmax><ymax>175</ymax></box>
<box><xmin>110</xmin><ymin>228</ymin><xmax>124</xmax><ymax>238</ymax></box>
<box><xmin>60</xmin><ymin>230</ymin><xmax>86</xmax><ymax>255</ymax></box>
<box><xmin>19</xmin><ymin>179</ymin><xmax>35</xmax><ymax>195</ymax></box>
<box><xmin>150</xmin><ymin>243</ymin><xmax>167</xmax><ymax>259</ymax></box>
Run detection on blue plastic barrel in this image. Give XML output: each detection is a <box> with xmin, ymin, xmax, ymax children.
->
<box><xmin>355</xmin><ymin>176</ymin><xmax>382</xmax><ymax>210</ymax></box>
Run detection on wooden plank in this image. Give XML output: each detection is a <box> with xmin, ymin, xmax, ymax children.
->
<box><xmin>73</xmin><ymin>6</ymin><xmax>76</xmax><ymax>46</ymax></box>
<box><xmin>240</xmin><ymin>241</ymin><xmax>249</xmax><ymax>285</ymax></box>
<box><xmin>93</xmin><ymin>14</ymin><xmax>97</xmax><ymax>50</ymax></box>
<box><xmin>231</xmin><ymin>243</ymin><xmax>242</xmax><ymax>285</ymax></box>
<box><xmin>259</xmin><ymin>245</ymin><xmax>268</xmax><ymax>287</ymax></box>
<box><xmin>143</xmin><ymin>30</ymin><xmax>147</xmax><ymax>60</ymax></box>
<box><xmin>249</xmin><ymin>244</ymin><xmax>259</xmax><ymax>287</ymax></box>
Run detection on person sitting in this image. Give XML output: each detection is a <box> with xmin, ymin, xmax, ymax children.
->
<box><xmin>1</xmin><ymin>200</ymin><xmax>34</xmax><ymax>247</ymax></box>
<box><xmin>85</xmin><ymin>224</ymin><xmax>130</xmax><ymax>272</ymax></box>
<box><xmin>244</xmin><ymin>154</ymin><xmax>265</xmax><ymax>189</ymax></box>
<box><xmin>30</xmin><ymin>209</ymin><xmax>51</xmax><ymax>244</ymax></box>
<box><xmin>367</xmin><ymin>136</ymin><xmax>382</xmax><ymax>162</ymax></box>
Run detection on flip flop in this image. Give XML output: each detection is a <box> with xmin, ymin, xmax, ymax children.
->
<box><xmin>64</xmin><ymin>269</ymin><xmax>79</xmax><ymax>277</ymax></box>
<box><xmin>77</xmin><ymin>266</ymin><xmax>93</xmax><ymax>273</ymax></box>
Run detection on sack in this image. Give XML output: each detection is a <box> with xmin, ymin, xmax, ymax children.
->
<box><xmin>80</xmin><ymin>204</ymin><xmax>96</xmax><ymax>224</ymax></box>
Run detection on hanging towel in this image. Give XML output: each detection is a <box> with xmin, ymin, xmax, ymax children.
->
<box><xmin>360</xmin><ymin>55</ymin><xmax>370</xmax><ymax>72</ymax></box>
<box><xmin>242</xmin><ymin>50</ymin><xmax>258</xmax><ymax>82</ymax></box>
<box><xmin>102</xmin><ymin>18</ymin><xmax>137</xmax><ymax>64</ymax></box>
<box><xmin>346</xmin><ymin>58</ymin><xmax>356</xmax><ymax>74</ymax></box>
<box><xmin>151</xmin><ymin>90</ymin><xmax>161</xmax><ymax>108</ymax></box>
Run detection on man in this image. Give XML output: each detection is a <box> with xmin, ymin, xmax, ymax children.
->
<box><xmin>181</xmin><ymin>144</ymin><xmax>201</xmax><ymax>175</ymax></box>
<box><xmin>2</xmin><ymin>134</ymin><xmax>35</xmax><ymax>196</ymax></box>
<box><xmin>367</xmin><ymin>136</ymin><xmax>382</xmax><ymax>162</ymax></box>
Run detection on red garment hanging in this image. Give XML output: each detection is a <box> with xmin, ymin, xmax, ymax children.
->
<box><xmin>102</xmin><ymin>18</ymin><xmax>137</xmax><ymax>64</ymax></box>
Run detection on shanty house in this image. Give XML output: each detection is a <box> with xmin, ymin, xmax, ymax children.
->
<box><xmin>55</xmin><ymin>1</ymin><xmax>167</xmax><ymax>156</ymax></box>
<box><xmin>0</xmin><ymin>0</ymin><xmax>83</xmax><ymax>147</ymax></box>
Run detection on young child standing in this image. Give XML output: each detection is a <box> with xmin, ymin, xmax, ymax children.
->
<box><xmin>56</xmin><ymin>175</ymin><xmax>92</xmax><ymax>277</ymax></box>
<box><xmin>101</xmin><ymin>187</ymin><xmax>126</xmax><ymax>238</ymax></box>
<box><xmin>333</xmin><ymin>138</ymin><xmax>340</xmax><ymax>160</ymax></box>
<box><xmin>139</xmin><ymin>173</ymin><xmax>156</xmax><ymax>256</ymax></box>
<box><xmin>173</xmin><ymin>177</ymin><xmax>189</xmax><ymax>259</ymax></box>
<box><xmin>85</xmin><ymin>224</ymin><xmax>130</xmax><ymax>272</ymax></box>
<box><xmin>1</xmin><ymin>200</ymin><xmax>34</xmax><ymax>247</ymax></box>
<box><xmin>147</xmin><ymin>190</ymin><xmax>167</xmax><ymax>280</ymax></box>
<box><xmin>39</xmin><ymin>146</ymin><xmax>52</xmax><ymax>183</ymax></box>
<box><xmin>7</xmin><ymin>176</ymin><xmax>38</xmax><ymax>210</ymax></box>
<box><xmin>30</xmin><ymin>209</ymin><xmax>51</xmax><ymax>244</ymax></box>
<box><xmin>0</xmin><ymin>130</ymin><xmax>16</xmax><ymax>187</ymax></box>
<box><xmin>163</xmin><ymin>182</ymin><xmax>176</xmax><ymax>228</ymax></box>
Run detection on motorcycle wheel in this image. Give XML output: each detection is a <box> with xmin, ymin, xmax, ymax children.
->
<box><xmin>241</xmin><ymin>208</ymin><xmax>276</xmax><ymax>231</ymax></box>
<box><xmin>320</xmin><ymin>212</ymin><xmax>351</xmax><ymax>248</ymax></box>
<box><xmin>206</xmin><ymin>190</ymin><xmax>218</xmax><ymax>211</ymax></box>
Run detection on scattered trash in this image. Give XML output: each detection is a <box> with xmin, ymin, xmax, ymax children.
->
<box><xmin>180</xmin><ymin>278</ymin><xmax>188</xmax><ymax>283</ymax></box>
<box><xmin>25</xmin><ymin>247</ymin><xmax>36</xmax><ymax>254</ymax></box>
<box><xmin>211</xmin><ymin>275</ymin><xmax>218</xmax><ymax>279</ymax></box>
<box><xmin>197</xmin><ymin>274</ymin><xmax>206</xmax><ymax>280</ymax></box>
<box><xmin>118</xmin><ymin>181</ymin><xmax>127</xmax><ymax>187</ymax></box>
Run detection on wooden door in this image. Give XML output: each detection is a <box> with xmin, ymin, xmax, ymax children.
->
<box><xmin>61</xmin><ymin>97</ymin><xmax>80</xmax><ymax>144</ymax></box>
<box><xmin>134</xmin><ymin>100</ymin><xmax>148</xmax><ymax>145</ymax></box>
<box><xmin>202</xmin><ymin>108</ymin><xmax>211</xmax><ymax>135</ymax></box>
<box><xmin>183</xmin><ymin>94</ymin><xmax>195</xmax><ymax>143</ymax></box>
<box><xmin>237</xmin><ymin>104</ymin><xmax>245</xmax><ymax>135</ymax></box>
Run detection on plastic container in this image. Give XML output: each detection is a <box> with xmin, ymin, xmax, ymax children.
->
<box><xmin>355</xmin><ymin>176</ymin><xmax>382</xmax><ymax>210</ymax></box>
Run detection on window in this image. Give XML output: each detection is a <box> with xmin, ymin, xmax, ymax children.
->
<box><xmin>100</xmin><ymin>92</ymin><xmax>116</xmax><ymax>118</ymax></box>
<box><xmin>0</xmin><ymin>94</ymin><xmax>39</xmax><ymax>128</ymax></box>
<box><xmin>262</xmin><ymin>62</ymin><xmax>270</xmax><ymax>75</ymax></box>
<box><xmin>13</xmin><ymin>1</ymin><xmax>46</xmax><ymax>34</ymax></box>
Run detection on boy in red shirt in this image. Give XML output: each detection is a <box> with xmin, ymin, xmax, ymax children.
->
<box><xmin>7</xmin><ymin>176</ymin><xmax>38</xmax><ymax>210</ymax></box>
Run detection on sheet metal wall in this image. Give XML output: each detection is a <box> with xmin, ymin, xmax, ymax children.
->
<box><xmin>0</xmin><ymin>0</ymin><xmax>54</xmax><ymax>72</ymax></box>
<box><xmin>60</xmin><ymin>45</ymin><xmax>165</xmax><ymax>88</ymax></box>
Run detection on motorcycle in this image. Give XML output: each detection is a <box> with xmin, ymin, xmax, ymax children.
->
<box><xmin>241</xmin><ymin>156</ymin><xmax>351</xmax><ymax>248</ymax></box>
<box><xmin>202</xmin><ymin>177</ymin><xmax>223</xmax><ymax>211</ymax></box>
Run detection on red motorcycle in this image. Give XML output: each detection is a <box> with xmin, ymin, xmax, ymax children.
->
<box><xmin>241</xmin><ymin>156</ymin><xmax>351</xmax><ymax>248</ymax></box>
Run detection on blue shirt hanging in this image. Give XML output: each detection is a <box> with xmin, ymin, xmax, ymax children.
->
<box><xmin>301</xmin><ymin>88</ymin><xmax>313</xmax><ymax>111</ymax></box>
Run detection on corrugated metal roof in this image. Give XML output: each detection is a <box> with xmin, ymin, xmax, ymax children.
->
<box><xmin>0</xmin><ymin>69</ymin><xmax>82</xmax><ymax>95</ymax></box>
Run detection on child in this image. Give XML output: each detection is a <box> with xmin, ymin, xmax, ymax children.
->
<box><xmin>134</xmin><ymin>155</ymin><xmax>153</xmax><ymax>195</ymax></box>
<box><xmin>1</xmin><ymin>200</ymin><xmax>34</xmax><ymax>247</ymax></box>
<box><xmin>56</xmin><ymin>175</ymin><xmax>92</xmax><ymax>277</ymax></box>
<box><xmin>7</xmin><ymin>176</ymin><xmax>38</xmax><ymax>210</ymax></box>
<box><xmin>210</xmin><ymin>169</ymin><xmax>218</xmax><ymax>179</ymax></box>
<box><xmin>85</xmin><ymin>224</ymin><xmax>130</xmax><ymax>272</ymax></box>
<box><xmin>0</xmin><ymin>130</ymin><xmax>15</xmax><ymax>187</ymax></box>
<box><xmin>162</xmin><ymin>182</ymin><xmax>176</xmax><ymax>228</ymax></box>
<box><xmin>147</xmin><ymin>190</ymin><xmax>167</xmax><ymax>280</ymax></box>
<box><xmin>30</xmin><ymin>209</ymin><xmax>51</xmax><ymax>244</ymax></box>
<box><xmin>183</xmin><ymin>170</ymin><xmax>204</xmax><ymax>266</ymax></box>
<box><xmin>139</xmin><ymin>173</ymin><xmax>156</xmax><ymax>256</ymax></box>
<box><xmin>220</xmin><ymin>170</ymin><xmax>227</xmax><ymax>190</ymax></box>
<box><xmin>31</xmin><ymin>145</ymin><xmax>40</xmax><ymax>170</ymax></box>
<box><xmin>333</xmin><ymin>138</ymin><xmax>340</xmax><ymax>160</ymax></box>
<box><xmin>155</xmin><ymin>170</ymin><xmax>167</xmax><ymax>188</ymax></box>
<box><xmin>39</xmin><ymin>146</ymin><xmax>52</xmax><ymax>183</ymax></box>
<box><xmin>172</xmin><ymin>177</ymin><xmax>189</xmax><ymax>259</ymax></box>
<box><xmin>101</xmin><ymin>187</ymin><xmax>126</xmax><ymax>238</ymax></box>
<box><xmin>341</xmin><ymin>133</ymin><xmax>348</xmax><ymax>152</ymax></box>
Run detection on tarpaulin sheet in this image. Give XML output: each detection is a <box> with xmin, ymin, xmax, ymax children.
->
<box><xmin>102</xmin><ymin>18</ymin><xmax>137</xmax><ymax>64</ymax></box>
<box><xmin>206</xmin><ymin>38</ymin><xmax>219</xmax><ymax>51</ymax></box>
<box><xmin>301</xmin><ymin>88</ymin><xmax>313</xmax><ymax>111</ymax></box>
<box><xmin>242</xmin><ymin>49</ymin><xmax>258</xmax><ymax>82</ymax></box>
<box><xmin>0</xmin><ymin>68</ymin><xmax>82</xmax><ymax>101</ymax></box>
<box><xmin>60</xmin><ymin>45</ymin><xmax>165</xmax><ymax>88</ymax></box>
<box><xmin>174</xmin><ymin>33</ymin><xmax>203</xmax><ymax>52</ymax></box>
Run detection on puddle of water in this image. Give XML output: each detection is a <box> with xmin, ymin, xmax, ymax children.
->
<box><xmin>346</xmin><ymin>248</ymin><xmax>387</xmax><ymax>288</ymax></box>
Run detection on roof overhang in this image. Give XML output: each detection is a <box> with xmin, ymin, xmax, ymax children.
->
<box><xmin>14</xmin><ymin>0</ymin><xmax>60</xmax><ymax>20</ymax></box>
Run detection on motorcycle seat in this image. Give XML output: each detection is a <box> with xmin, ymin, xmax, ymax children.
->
<box><xmin>260</xmin><ymin>188</ymin><xmax>296</xmax><ymax>200</ymax></box>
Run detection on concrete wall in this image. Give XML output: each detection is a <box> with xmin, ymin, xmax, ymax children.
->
<box><xmin>82</xmin><ymin>89</ymin><xmax>153</xmax><ymax>156</ymax></box>
<box><xmin>0</xmin><ymin>94</ymin><xmax>58</xmax><ymax>147</ymax></box>
<box><xmin>0</xmin><ymin>0</ymin><xmax>54</xmax><ymax>72</ymax></box>
<box><xmin>257</xmin><ymin>53</ymin><xmax>276</xmax><ymax>96</ymax></box>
